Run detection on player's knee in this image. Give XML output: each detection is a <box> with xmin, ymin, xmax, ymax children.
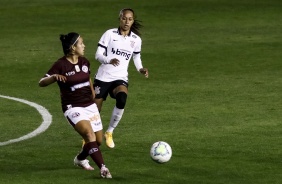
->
<box><xmin>116</xmin><ymin>92</ymin><xmax>127</xmax><ymax>109</ymax></box>
<box><xmin>83</xmin><ymin>131</ymin><xmax>95</xmax><ymax>142</ymax></box>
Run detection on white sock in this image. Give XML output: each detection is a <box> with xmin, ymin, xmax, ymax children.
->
<box><xmin>107</xmin><ymin>106</ymin><xmax>124</xmax><ymax>133</ymax></box>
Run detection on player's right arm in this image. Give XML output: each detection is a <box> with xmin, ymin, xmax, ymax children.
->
<box><xmin>95</xmin><ymin>29</ymin><xmax>119</xmax><ymax>66</ymax></box>
<box><xmin>39</xmin><ymin>74</ymin><xmax>67</xmax><ymax>87</ymax></box>
<box><xmin>95</xmin><ymin>46</ymin><xmax>119</xmax><ymax>66</ymax></box>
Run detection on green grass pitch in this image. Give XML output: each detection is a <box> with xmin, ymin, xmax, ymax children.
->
<box><xmin>1</xmin><ymin>0</ymin><xmax>282</xmax><ymax>183</ymax></box>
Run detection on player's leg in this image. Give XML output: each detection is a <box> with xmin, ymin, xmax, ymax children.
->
<box><xmin>74</xmin><ymin>120</ymin><xmax>112</xmax><ymax>178</ymax></box>
<box><xmin>93</xmin><ymin>79</ymin><xmax>110</xmax><ymax>112</ymax></box>
<box><xmin>73</xmin><ymin>120</ymin><xmax>96</xmax><ymax>170</ymax></box>
<box><xmin>65</xmin><ymin>107</ymin><xmax>111</xmax><ymax>178</ymax></box>
<box><xmin>94</xmin><ymin>98</ymin><xmax>104</xmax><ymax>112</ymax></box>
<box><xmin>105</xmin><ymin>83</ymin><xmax>128</xmax><ymax>148</ymax></box>
<box><xmin>82</xmin><ymin>79</ymin><xmax>109</xmax><ymax>147</ymax></box>
<box><xmin>108</xmin><ymin>85</ymin><xmax>127</xmax><ymax>133</ymax></box>
<box><xmin>95</xmin><ymin>130</ymin><xmax>103</xmax><ymax>146</ymax></box>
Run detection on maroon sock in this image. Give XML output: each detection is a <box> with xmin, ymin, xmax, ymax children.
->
<box><xmin>77</xmin><ymin>146</ymin><xmax>89</xmax><ymax>160</ymax></box>
<box><xmin>82</xmin><ymin>141</ymin><xmax>105</xmax><ymax>169</ymax></box>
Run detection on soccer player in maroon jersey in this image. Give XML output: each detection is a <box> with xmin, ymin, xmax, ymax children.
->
<box><xmin>39</xmin><ymin>32</ymin><xmax>112</xmax><ymax>179</ymax></box>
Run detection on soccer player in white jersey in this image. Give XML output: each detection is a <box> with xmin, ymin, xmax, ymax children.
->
<box><xmin>93</xmin><ymin>8</ymin><xmax>149</xmax><ymax>148</ymax></box>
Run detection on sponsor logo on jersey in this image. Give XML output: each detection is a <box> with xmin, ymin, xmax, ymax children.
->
<box><xmin>111</xmin><ymin>48</ymin><xmax>131</xmax><ymax>60</ymax></box>
<box><xmin>66</xmin><ymin>71</ymin><xmax>75</xmax><ymax>76</ymax></box>
<box><xmin>82</xmin><ymin>65</ymin><xmax>88</xmax><ymax>73</ymax></box>
<box><xmin>70</xmin><ymin>81</ymin><xmax>90</xmax><ymax>91</ymax></box>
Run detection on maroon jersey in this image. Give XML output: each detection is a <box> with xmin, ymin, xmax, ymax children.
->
<box><xmin>45</xmin><ymin>56</ymin><xmax>94</xmax><ymax>112</ymax></box>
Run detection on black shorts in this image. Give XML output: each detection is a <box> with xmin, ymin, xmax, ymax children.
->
<box><xmin>93</xmin><ymin>79</ymin><xmax>128</xmax><ymax>100</ymax></box>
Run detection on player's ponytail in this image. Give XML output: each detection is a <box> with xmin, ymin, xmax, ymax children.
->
<box><xmin>131</xmin><ymin>19</ymin><xmax>143</xmax><ymax>36</ymax></box>
<box><xmin>59</xmin><ymin>32</ymin><xmax>80</xmax><ymax>55</ymax></box>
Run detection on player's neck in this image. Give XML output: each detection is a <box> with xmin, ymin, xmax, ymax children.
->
<box><xmin>120</xmin><ymin>30</ymin><xmax>130</xmax><ymax>37</ymax></box>
<box><xmin>66</xmin><ymin>55</ymin><xmax>79</xmax><ymax>64</ymax></box>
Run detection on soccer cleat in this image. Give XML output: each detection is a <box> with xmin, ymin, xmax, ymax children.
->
<box><xmin>74</xmin><ymin>156</ymin><xmax>94</xmax><ymax>170</ymax></box>
<box><xmin>100</xmin><ymin>165</ymin><xmax>112</xmax><ymax>178</ymax></box>
<box><xmin>104</xmin><ymin>132</ymin><xmax>115</xmax><ymax>148</ymax></box>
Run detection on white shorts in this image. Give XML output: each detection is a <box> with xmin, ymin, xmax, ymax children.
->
<box><xmin>64</xmin><ymin>103</ymin><xmax>103</xmax><ymax>132</ymax></box>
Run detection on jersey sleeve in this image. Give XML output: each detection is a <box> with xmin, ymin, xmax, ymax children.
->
<box><xmin>133</xmin><ymin>37</ymin><xmax>142</xmax><ymax>54</ymax></box>
<box><xmin>45</xmin><ymin>61</ymin><xmax>61</xmax><ymax>77</ymax></box>
<box><xmin>96</xmin><ymin>30</ymin><xmax>112</xmax><ymax>64</ymax></box>
<box><xmin>133</xmin><ymin>52</ymin><xmax>143</xmax><ymax>71</ymax></box>
<box><xmin>132</xmin><ymin>37</ymin><xmax>143</xmax><ymax>71</ymax></box>
<box><xmin>95</xmin><ymin>46</ymin><xmax>109</xmax><ymax>64</ymax></box>
<box><xmin>98</xmin><ymin>30</ymin><xmax>111</xmax><ymax>48</ymax></box>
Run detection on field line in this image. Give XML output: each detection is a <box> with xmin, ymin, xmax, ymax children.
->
<box><xmin>0</xmin><ymin>95</ymin><xmax>52</xmax><ymax>146</ymax></box>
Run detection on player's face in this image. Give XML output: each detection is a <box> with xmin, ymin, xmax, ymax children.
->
<box><xmin>74</xmin><ymin>37</ymin><xmax>85</xmax><ymax>56</ymax></box>
<box><xmin>119</xmin><ymin>10</ymin><xmax>134</xmax><ymax>32</ymax></box>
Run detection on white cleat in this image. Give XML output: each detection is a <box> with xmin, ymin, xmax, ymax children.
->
<box><xmin>100</xmin><ymin>165</ymin><xmax>112</xmax><ymax>178</ymax></box>
<box><xmin>74</xmin><ymin>156</ymin><xmax>94</xmax><ymax>170</ymax></box>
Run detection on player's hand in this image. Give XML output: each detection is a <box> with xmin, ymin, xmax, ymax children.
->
<box><xmin>109</xmin><ymin>58</ymin><xmax>120</xmax><ymax>66</ymax></box>
<box><xmin>139</xmin><ymin>68</ymin><xmax>149</xmax><ymax>78</ymax></box>
<box><xmin>92</xmin><ymin>93</ymin><xmax>96</xmax><ymax>101</ymax></box>
<box><xmin>53</xmin><ymin>74</ymin><xmax>67</xmax><ymax>83</ymax></box>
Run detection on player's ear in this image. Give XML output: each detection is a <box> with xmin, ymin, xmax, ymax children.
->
<box><xmin>70</xmin><ymin>45</ymin><xmax>76</xmax><ymax>54</ymax></box>
<box><xmin>71</xmin><ymin>45</ymin><xmax>76</xmax><ymax>50</ymax></box>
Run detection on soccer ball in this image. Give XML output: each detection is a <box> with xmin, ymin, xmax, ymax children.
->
<box><xmin>150</xmin><ymin>141</ymin><xmax>172</xmax><ymax>163</ymax></box>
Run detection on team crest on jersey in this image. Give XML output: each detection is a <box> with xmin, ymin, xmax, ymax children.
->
<box><xmin>94</xmin><ymin>86</ymin><xmax>101</xmax><ymax>94</ymax></box>
<box><xmin>82</xmin><ymin>65</ymin><xmax>88</xmax><ymax>73</ymax></box>
<box><xmin>130</xmin><ymin>41</ymin><xmax>135</xmax><ymax>48</ymax></box>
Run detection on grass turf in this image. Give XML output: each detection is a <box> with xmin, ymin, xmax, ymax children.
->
<box><xmin>1</xmin><ymin>0</ymin><xmax>282</xmax><ymax>183</ymax></box>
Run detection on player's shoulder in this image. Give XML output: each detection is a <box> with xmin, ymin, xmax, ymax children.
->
<box><xmin>105</xmin><ymin>28</ymin><xmax>119</xmax><ymax>35</ymax></box>
<box><xmin>54</xmin><ymin>56</ymin><xmax>67</xmax><ymax>65</ymax></box>
<box><xmin>49</xmin><ymin>57</ymin><xmax>66</xmax><ymax>70</ymax></box>
<box><xmin>79</xmin><ymin>56</ymin><xmax>90</xmax><ymax>64</ymax></box>
<box><xmin>130</xmin><ymin>32</ymin><xmax>142</xmax><ymax>43</ymax></box>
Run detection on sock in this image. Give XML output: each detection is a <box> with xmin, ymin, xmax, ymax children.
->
<box><xmin>81</xmin><ymin>141</ymin><xmax>105</xmax><ymax>169</ymax></box>
<box><xmin>107</xmin><ymin>106</ymin><xmax>124</xmax><ymax>133</ymax></box>
<box><xmin>77</xmin><ymin>147</ymin><xmax>89</xmax><ymax>160</ymax></box>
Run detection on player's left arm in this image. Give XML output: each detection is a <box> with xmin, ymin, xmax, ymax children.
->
<box><xmin>133</xmin><ymin>38</ymin><xmax>148</xmax><ymax>78</ymax></box>
<box><xmin>133</xmin><ymin>52</ymin><xmax>149</xmax><ymax>78</ymax></box>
